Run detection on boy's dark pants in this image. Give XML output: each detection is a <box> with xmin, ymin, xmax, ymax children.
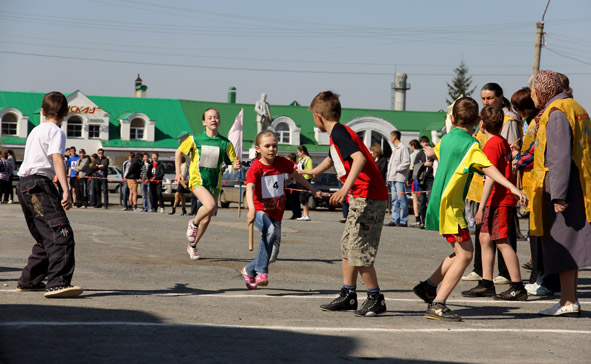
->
<box><xmin>17</xmin><ymin>175</ymin><xmax>76</xmax><ymax>289</ymax></box>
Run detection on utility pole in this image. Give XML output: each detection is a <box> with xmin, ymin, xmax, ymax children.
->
<box><xmin>532</xmin><ymin>0</ymin><xmax>551</xmax><ymax>75</ymax></box>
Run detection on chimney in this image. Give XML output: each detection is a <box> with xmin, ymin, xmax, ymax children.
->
<box><xmin>391</xmin><ymin>73</ymin><xmax>410</xmax><ymax>111</ymax></box>
<box><xmin>135</xmin><ymin>74</ymin><xmax>148</xmax><ymax>98</ymax></box>
<box><xmin>227</xmin><ymin>86</ymin><xmax>236</xmax><ymax>104</ymax></box>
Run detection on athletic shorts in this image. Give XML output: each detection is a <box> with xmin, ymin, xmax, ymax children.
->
<box><xmin>191</xmin><ymin>184</ymin><xmax>220</xmax><ymax>197</ymax></box>
<box><xmin>480</xmin><ymin>205</ymin><xmax>511</xmax><ymax>240</ymax></box>
<box><xmin>411</xmin><ymin>180</ymin><xmax>419</xmax><ymax>193</ymax></box>
<box><xmin>443</xmin><ymin>226</ymin><xmax>471</xmax><ymax>243</ymax></box>
<box><xmin>341</xmin><ymin>197</ymin><xmax>387</xmax><ymax>267</ymax></box>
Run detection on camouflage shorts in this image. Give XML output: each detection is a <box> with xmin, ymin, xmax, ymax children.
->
<box><xmin>341</xmin><ymin>197</ymin><xmax>387</xmax><ymax>267</ymax></box>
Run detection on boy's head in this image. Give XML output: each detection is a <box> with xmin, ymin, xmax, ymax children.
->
<box><xmin>409</xmin><ymin>139</ymin><xmax>420</xmax><ymax>151</ymax></box>
<box><xmin>152</xmin><ymin>152</ymin><xmax>159</xmax><ymax>162</ymax></box>
<box><xmin>419</xmin><ymin>135</ymin><xmax>430</xmax><ymax>148</ymax></box>
<box><xmin>480</xmin><ymin>105</ymin><xmax>504</xmax><ymax>135</ymax></box>
<box><xmin>451</xmin><ymin>97</ymin><xmax>480</xmax><ymax>128</ymax></box>
<box><xmin>143</xmin><ymin>153</ymin><xmax>150</xmax><ymax>162</ymax></box>
<box><xmin>309</xmin><ymin>91</ymin><xmax>341</xmax><ymax>131</ymax></box>
<box><xmin>41</xmin><ymin>92</ymin><xmax>68</xmax><ymax>122</ymax></box>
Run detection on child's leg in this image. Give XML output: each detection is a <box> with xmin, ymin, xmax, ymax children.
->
<box><xmin>246</xmin><ymin>211</ymin><xmax>280</xmax><ymax>275</ymax></box>
<box><xmin>480</xmin><ymin>232</ymin><xmax>495</xmax><ymax>281</ymax></box>
<box><xmin>342</xmin><ymin>258</ymin><xmax>359</xmax><ymax>286</ymax></box>
<box><xmin>190</xmin><ymin>187</ymin><xmax>217</xmax><ymax>244</ymax></box>
<box><xmin>428</xmin><ymin>252</ymin><xmax>456</xmax><ymax>286</ymax></box>
<box><xmin>359</xmin><ymin>266</ymin><xmax>379</xmax><ymax>290</ymax></box>
<box><xmin>496</xmin><ymin>238</ymin><xmax>522</xmax><ymax>282</ymax></box>
<box><xmin>435</xmin><ymin>240</ymin><xmax>474</xmax><ymax>301</ymax></box>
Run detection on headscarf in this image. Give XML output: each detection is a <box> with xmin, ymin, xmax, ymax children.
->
<box><xmin>532</xmin><ymin>70</ymin><xmax>563</xmax><ymax>108</ymax></box>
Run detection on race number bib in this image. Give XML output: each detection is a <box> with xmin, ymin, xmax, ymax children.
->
<box><xmin>261</xmin><ymin>174</ymin><xmax>284</xmax><ymax>199</ymax></box>
<box><xmin>199</xmin><ymin>145</ymin><xmax>220</xmax><ymax>169</ymax></box>
<box><xmin>330</xmin><ymin>145</ymin><xmax>347</xmax><ymax>178</ymax></box>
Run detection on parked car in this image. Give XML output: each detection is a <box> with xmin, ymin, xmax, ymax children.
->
<box><xmin>308</xmin><ymin>172</ymin><xmax>340</xmax><ymax>211</ymax></box>
<box><xmin>107</xmin><ymin>165</ymin><xmax>123</xmax><ymax>193</ymax></box>
<box><xmin>218</xmin><ymin>165</ymin><xmax>248</xmax><ymax>208</ymax></box>
<box><xmin>11</xmin><ymin>160</ymin><xmax>23</xmax><ymax>189</ymax></box>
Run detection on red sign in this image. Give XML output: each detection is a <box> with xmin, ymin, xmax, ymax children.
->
<box><xmin>68</xmin><ymin>106</ymin><xmax>101</xmax><ymax>114</ymax></box>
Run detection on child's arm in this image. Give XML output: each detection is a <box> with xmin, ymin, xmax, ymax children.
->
<box><xmin>481</xmin><ymin>165</ymin><xmax>527</xmax><ymax>206</ymax></box>
<box><xmin>300</xmin><ymin>156</ymin><xmax>333</xmax><ymax>177</ymax></box>
<box><xmin>475</xmin><ymin>177</ymin><xmax>494</xmax><ymax>225</ymax></box>
<box><xmin>174</xmin><ymin>149</ymin><xmax>184</xmax><ymax>184</ymax></box>
<box><xmin>246</xmin><ymin>182</ymin><xmax>256</xmax><ymax>225</ymax></box>
<box><xmin>423</xmin><ymin>146</ymin><xmax>437</xmax><ymax>160</ymax></box>
<box><xmin>52</xmin><ymin>154</ymin><xmax>71</xmax><ymax>210</ymax></box>
<box><xmin>291</xmin><ymin>170</ymin><xmax>320</xmax><ymax>198</ymax></box>
<box><xmin>330</xmin><ymin>151</ymin><xmax>366</xmax><ymax>206</ymax></box>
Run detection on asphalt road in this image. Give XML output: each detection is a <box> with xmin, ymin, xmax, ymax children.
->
<box><xmin>0</xmin><ymin>202</ymin><xmax>589</xmax><ymax>363</ymax></box>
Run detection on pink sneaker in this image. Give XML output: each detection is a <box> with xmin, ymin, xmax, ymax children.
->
<box><xmin>186</xmin><ymin>219</ymin><xmax>198</xmax><ymax>243</ymax></box>
<box><xmin>255</xmin><ymin>273</ymin><xmax>269</xmax><ymax>287</ymax></box>
<box><xmin>241</xmin><ymin>267</ymin><xmax>257</xmax><ymax>290</ymax></box>
<box><xmin>186</xmin><ymin>244</ymin><xmax>200</xmax><ymax>261</ymax></box>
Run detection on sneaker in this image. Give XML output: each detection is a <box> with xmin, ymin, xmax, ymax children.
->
<box><xmin>240</xmin><ymin>267</ymin><xmax>257</xmax><ymax>290</ymax></box>
<box><xmin>186</xmin><ymin>219</ymin><xmax>198</xmax><ymax>243</ymax></box>
<box><xmin>159</xmin><ymin>208</ymin><xmax>165</xmax><ymax>213</ymax></box>
<box><xmin>320</xmin><ymin>288</ymin><xmax>358</xmax><ymax>311</ymax></box>
<box><xmin>385</xmin><ymin>221</ymin><xmax>397</xmax><ymax>227</ymax></box>
<box><xmin>461</xmin><ymin>281</ymin><xmax>496</xmax><ymax>297</ymax></box>
<box><xmin>339</xmin><ymin>218</ymin><xmax>347</xmax><ymax>223</ymax></box>
<box><xmin>355</xmin><ymin>292</ymin><xmax>386</xmax><ymax>317</ymax></box>
<box><xmin>522</xmin><ymin>261</ymin><xmax>534</xmax><ymax>271</ymax></box>
<box><xmin>413</xmin><ymin>280</ymin><xmax>437</xmax><ymax>304</ymax></box>
<box><xmin>186</xmin><ymin>244</ymin><xmax>200</xmax><ymax>260</ymax></box>
<box><xmin>494</xmin><ymin>286</ymin><xmax>528</xmax><ymax>301</ymax></box>
<box><xmin>296</xmin><ymin>216</ymin><xmax>310</xmax><ymax>221</ymax></box>
<box><xmin>409</xmin><ymin>221</ymin><xmax>421</xmax><ymax>228</ymax></box>
<box><xmin>255</xmin><ymin>273</ymin><xmax>269</xmax><ymax>287</ymax></box>
<box><xmin>525</xmin><ymin>282</ymin><xmax>554</xmax><ymax>296</ymax></box>
<box><xmin>493</xmin><ymin>276</ymin><xmax>511</xmax><ymax>285</ymax></box>
<box><xmin>461</xmin><ymin>271</ymin><xmax>482</xmax><ymax>281</ymax></box>
<box><xmin>539</xmin><ymin>302</ymin><xmax>580</xmax><ymax>317</ymax></box>
<box><xmin>16</xmin><ymin>282</ymin><xmax>46</xmax><ymax>292</ymax></box>
<box><xmin>425</xmin><ymin>302</ymin><xmax>462</xmax><ymax>322</ymax></box>
<box><xmin>44</xmin><ymin>285</ymin><xmax>83</xmax><ymax>298</ymax></box>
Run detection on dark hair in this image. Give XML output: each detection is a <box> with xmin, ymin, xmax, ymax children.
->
<box><xmin>419</xmin><ymin>135</ymin><xmax>431</xmax><ymax>144</ymax></box>
<box><xmin>152</xmin><ymin>152</ymin><xmax>159</xmax><ymax>157</ymax></box>
<box><xmin>41</xmin><ymin>91</ymin><xmax>69</xmax><ymax>120</ymax></box>
<box><xmin>390</xmin><ymin>130</ymin><xmax>401</xmax><ymax>140</ymax></box>
<box><xmin>91</xmin><ymin>153</ymin><xmax>99</xmax><ymax>159</ymax></box>
<box><xmin>135</xmin><ymin>152</ymin><xmax>143</xmax><ymax>159</ymax></box>
<box><xmin>480</xmin><ymin>106</ymin><xmax>504</xmax><ymax>134</ymax></box>
<box><xmin>287</xmin><ymin>153</ymin><xmax>297</xmax><ymax>162</ymax></box>
<box><xmin>297</xmin><ymin>145</ymin><xmax>309</xmax><ymax>156</ymax></box>
<box><xmin>79</xmin><ymin>149</ymin><xmax>86</xmax><ymax>154</ymax></box>
<box><xmin>511</xmin><ymin>87</ymin><xmax>539</xmax><ymax>120</ymax></box>
<box><xmin>309</xmin><ymin>91</ymin><xmax>341</xmax><ymax>121</ymax></box>
<box><xmin>481</xmin><ymin>83</ymin><xmax>512</xmax><ymax>110</ymax></box>
<box><xmin>409</xmin><ymin>139</ymin><xmax>420</xmax><ymax>149</ymax></box>
<box><xmin>452</xmin><ymin>97</ymin><xmax>480</xmax><ymax>127</ymax></box>
<box><xmin>98</xmin><ymin>148</ymin><xmax>104</xmax><ymax>153</ymax></box>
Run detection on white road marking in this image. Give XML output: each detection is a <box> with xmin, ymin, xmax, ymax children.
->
<box><xmin>0</xmin><ymin>321</ymin><xmax>589</xmax><ymax>335</ymax></box>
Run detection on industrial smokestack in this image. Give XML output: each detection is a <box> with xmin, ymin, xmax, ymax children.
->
<box><xmin>391</xmin><ymin>73</ymin><xmax>410</xmax><ymax>111</ymax></box>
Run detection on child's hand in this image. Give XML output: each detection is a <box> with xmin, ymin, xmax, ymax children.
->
<box><xmin>475</xmin><ymin>209</ymin><xmax>484</xmax><ymax>226</ymax></box>
<box><xmin>311</xmin><ymin>188</ymin><xmax>321</xmax><ymax>198</ymax></box>
<box><xmin>511</xmin><ymin>188</ymin><xmax>528</xmax><ymax>207</ymax></box>
<box><xmin>62</xmin><ymin>191</ymin><xmax>72</xmax><ymax>210</ymax></box>
<box><xmin>234</xmin><ymin>160</ymin><xmax>241</xmax><ymax>170</ymax></box>
<box><xmin>247</xmin><ymin>209</ymin><xmax>255</xmax><ymax>225</ymax></box>
<box><xmin>329</xmin><ymin>188</ymin><xmax>347</xmax><ymax>206</ymax></box>
<box><xmin>175</xmin><ymin>173</ymin><xmax>183</xmax><ymax>184</ymax></box>
<box><xmin>553</xmin><ymin>199</ymin><xmax>568</xmax><ymax>213</ymax></box>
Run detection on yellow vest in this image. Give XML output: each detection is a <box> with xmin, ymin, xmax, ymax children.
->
<box><xmin>520</xmin><ymin>121</ymin><xmax>537</xmax><ymax>212</ymax></box>
<box><xmin>466</xmin><ymin>114</ymin><xmax>519</xmax><ymax>203</ymax></box>
<box><xmin>529</xmin><ymin>98</ymin><xmax>591</xmax><ymax>236</ymax></box>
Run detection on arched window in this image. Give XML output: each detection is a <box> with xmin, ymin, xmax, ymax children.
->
<box><xmin>130</xmin><ymin>118</ymin><xmax>145</xmax><ymax>140</ymax></box>
<box><xmin>275</xmin><ymin>122</ymin><xmax>290</xmax><ymax>144</ymax></box>
<box><xmin>371</xmin><ymin>131</ymin><xmax>392</xmax><ymax>159</ymax></box>
<box><xmin>67</xmin><ymin>116</ymin><xmax>82</xmax><ymax>138</ymax></box>
<box><xmin>1</xmin><ymin>113</ymin><xmax>18</xmax><ymax>135</ymax></box>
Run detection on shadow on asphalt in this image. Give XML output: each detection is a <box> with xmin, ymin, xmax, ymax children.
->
<box><xmin>0</xmin><ymin>304</ymin><xmax>458</xmax><ymax>364</ymax></box>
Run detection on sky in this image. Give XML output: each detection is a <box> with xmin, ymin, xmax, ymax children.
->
<box><xmin>1</xmin><ymin>0</ymin><xmax>590</xmax><ymax>113</ymax></box>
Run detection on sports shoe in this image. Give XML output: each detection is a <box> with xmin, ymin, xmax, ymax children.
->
<box><xmin>525</xmin><ymin>282</ymin><xmax>554</xmax><ymax>296</ymax></box>
<box><xmin>44</xmin><ymin>285</ymin><xmax>83</xmax><ymax>298</ymax></box>
<box><xmin>539</xmin><ymin>302</ymin><xmax>580</xmax><ymax>317</ymax></box>
<box><xmin>186</xmin><ymin>219</ymin><xmax>198</xmax><ymax>243</ymax></box>
<box><xmin>425</xmin><ymin>302</ymin><xmax>462</xmax><ymax>322</ymax></box>
<box><xmin>255</xmin><ymin>273</ymin><xmax>269</xmax><ymax>287</ymax></box>
<box><xmin>240</xmin><ymin>267</ymin><xmax>257</xmax><ymax>290</ymax></box>
<box><xmin>493</xmin><ymin>275</ymin><xmax>511</xmax><ymax>284</ymax></box>
<box><xmin>461</xmin><ymin>281</ymin><xmax>495</xmax><ymax>297</ymax></box>
<box><xmin>461</xmin><ymin>271</ymin><xmax>482</xmax><ymax>281</ymax></box>
<box><xmin>355</xmin><ymin>292</ymin><xmax>386</xmax><ymax>317</ymax></box>
<box><xmin>522</xmin><ymin>261</ymin><xmax>534</xmax><ymax>271</ymax></box>
<box><xmin>320</xmin><ymin>288</ymin><xmax>358</xmax><ymax>311</ymax></box>
<box><xmin>159</xmin><ymin>208</ymin><xmax>165</xmax><ymax>213</ymax></box>
<box><xmin>413</xmin><ymin>280</ymin><xmax>437</xmax><ymax>304</ymax></box>
<box><xmin>186</xmin><ymin>244</ymin><xmax>200</xmax><ymax>260</ymax></box>
<box><xmin>296</xmin><ymin>216</ymin><xmax>310</xmax><ymax>221</ymax></box>
<box><xmin>494</xmin><ymin>286</ymin><xmax>528</xmax><ymax>301</ymax></box>
<box><xmin>16</xmin><ymin>282</ymin><xmax>46</xmax><ymax>292</ymax></box>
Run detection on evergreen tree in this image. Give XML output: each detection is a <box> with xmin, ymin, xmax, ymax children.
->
<box><xmin>446</xmin><ymin>60</ymin><xmax>476</xmax><ymax>104</ymax></box>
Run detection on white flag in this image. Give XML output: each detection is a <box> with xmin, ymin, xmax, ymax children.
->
<box><xmin>228</xmin><ymin>108</ymin><xmax>243</xmax><ymax>168</ymax></box>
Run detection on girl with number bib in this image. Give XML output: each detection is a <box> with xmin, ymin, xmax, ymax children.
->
<box><xmin>241</xmin><ymin>131</ymin><xmax>318</xmax><ymax>289</ymax></box>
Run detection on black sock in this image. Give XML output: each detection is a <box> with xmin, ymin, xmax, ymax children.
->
<box><xmin>510</xmin><ymin>281</ymin><xmax>524</xmax><ymax>290</ymax></box>
<box><xmin>480</xmin><ymin>279</ymin><xmax>494</xmax><ymax>288</ymax></box>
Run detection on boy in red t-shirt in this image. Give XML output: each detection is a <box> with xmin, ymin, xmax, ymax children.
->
<box><xmin>241</xmin><ymin>131</ymin><xmax>318</xmax><ymax>289</ymax></box>
<box><xmin>462</xmin><ymin>105</ymin><xmax>527</xmax><ymax>301</ymax></box>
<box><xmin>302</xmin><ymin>91</ymin><xmax>389</xmax><ymax>317</ymax></box>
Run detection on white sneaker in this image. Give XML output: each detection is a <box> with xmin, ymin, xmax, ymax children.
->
<box><xmin>525</xmin><ymin>282</ymin><xmax>554</xmax><ymax>296</ymax></box>
<box><xmin>493</xmin><ymin>276</ymin><xmax>511</xmax><ymax>284</ymax></box>
<box><xmin>186</xmin><ymin>219</ymin><xmax>198</xmax><ymax>243</ymax></box>
<box><xmin>186</xmin><ymin>244</ymin><xmax>200</xmax><ymax>261</ymax></box>
<box><xmin>461</xmin><ymin>271</ymin><xmax>482</xmax><ymax>281</ymax></box>
<box><xmin>539</xmin><ymin>301</ymin><xmax>580</xmax><ymax>317</ymax></box>
<box><xmin>296</xmin><ymin>216</ymin><xmax>310</xmax><ymax>221</ymax></box>
<box><xmin>159</xmin><ymin>208</ymin><xmax>165</xmax><ymax>213</ymax></box>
